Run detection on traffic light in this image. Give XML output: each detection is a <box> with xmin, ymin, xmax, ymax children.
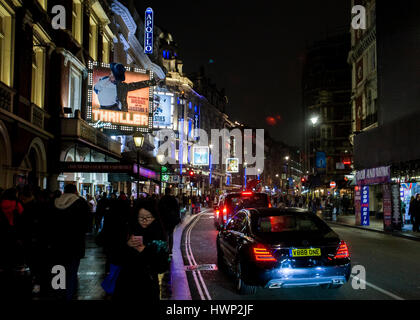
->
<box><xmin>188</xmin><ymin>169</ymin><xmax>195</xmax><ymax>177</ymax></box>
<box><xmin>301</xmin><ymin>177</ymin><xmax>306</xmax><ymax>183</ymax></box>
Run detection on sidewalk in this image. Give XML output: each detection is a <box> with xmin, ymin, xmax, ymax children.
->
<box><xmin>328</xmin><ymin>214</ymin><xmax>420</xmax><ymax>242</ymax></box>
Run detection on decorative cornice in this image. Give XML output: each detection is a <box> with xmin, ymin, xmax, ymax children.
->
<box><xmin>111</xmin><ymin>0</ymin><xmax>165</xmax><ymax>79</ymax></box>
<box><xmin>111</xmin><ymin>0</ymin><xmax>137</xmax><ymax>36</ymax></box>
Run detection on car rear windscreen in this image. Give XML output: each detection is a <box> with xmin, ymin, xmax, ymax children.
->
<box><xmin>226</xmin><ymin>194</ymin><xmax>268</xmax><ymax>211</ymax></box>
<box><xmin>251</xmin><ymin>213</ymin><xmax>333</xmax><ymax>239</ymax></box>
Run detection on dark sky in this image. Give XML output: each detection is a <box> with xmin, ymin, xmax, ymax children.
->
<box><xmin>135</xmin><ymin>1</ymin><xmax>350</xmax><ymax>148</ymax></box>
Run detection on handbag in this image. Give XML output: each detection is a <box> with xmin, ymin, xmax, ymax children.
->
<box><xmin>101</xmin><ymin>264</ymin><xmax>121</xmax><ymax>294</ymax></box>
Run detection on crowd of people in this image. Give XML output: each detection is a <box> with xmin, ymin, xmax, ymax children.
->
<box><xmin>0</xmin><ymin>185</ymin><xmax>183</xmax><ymax>301</ymax></box>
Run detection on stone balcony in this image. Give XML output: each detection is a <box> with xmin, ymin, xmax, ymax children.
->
<box><xmin>61</xmin><ymin>117</ymin><xmax>122</xmax><ymax>158</ymax></box>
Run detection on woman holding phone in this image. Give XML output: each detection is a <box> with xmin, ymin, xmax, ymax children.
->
<box><xmin>112</xmin><ymin>199</ymin><xmax>169</xmax><ymax>300</ymax></box>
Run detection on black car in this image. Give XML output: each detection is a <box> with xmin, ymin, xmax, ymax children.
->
<box><xmin>216</xmin><ymin>207</ymin><xmax>351</xmax><ymax>294</ymax></box>
<box><xmin>214</xmin><ymin>191</ymin><xmax>270</xmax><ymax>229</ymax></box>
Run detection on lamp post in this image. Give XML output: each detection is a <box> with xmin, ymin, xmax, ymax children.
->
<box><xmin>310</xmin><ymin>116</ymin><xmax>319</xmax><ymax>174</ymax></box>
<box><xmin>133</xmin><ymin>132</ymin><xmax>145</xmax><ymax>200</ymax></box>
<box><xmin>284</xmin><ymin>156</ymin><xmax>290</xmax><ymax>194</ymax></box>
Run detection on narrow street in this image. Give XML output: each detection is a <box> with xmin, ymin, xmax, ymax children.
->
<box><xmin>180</xmin><ymin>209</ymin><xmax>420</xmax><ymax>300</ymax></box>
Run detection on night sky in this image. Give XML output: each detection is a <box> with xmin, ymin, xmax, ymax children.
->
<box><xmin>135</xmin><ymin>1</ymin><xmax>350</xmax><ymax>148</ymax></box>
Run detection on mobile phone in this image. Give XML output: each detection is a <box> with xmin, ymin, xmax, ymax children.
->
<box><xmin>133</xmin><ymin>235</ymin><xmax>143</xmax><ymax>246</ymax></box>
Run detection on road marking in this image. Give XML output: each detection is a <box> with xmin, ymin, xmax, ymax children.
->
<box><xmin>185</xmin><ymin>210</ymin><xmax>213</xmax><ymax>300</ymax></box>
<box><xmin>351</xmin><ymin>275</ymin><xmax>404</xmax><ymax>300</ymax></box>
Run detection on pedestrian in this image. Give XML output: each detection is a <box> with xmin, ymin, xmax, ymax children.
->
<box><xmin>112</xmin><ymin>199</ymin><xmax>169</xmax><ymax>301</ymax></box>
<box><xmin>412</xmin><ymin>194</ymin><xmax>420</xmax><ymax>232</ymax></box>
<box><xmin>50</xmin><ymin>184</ymin><xmax>90</xmax><ymax>300</ymax></box>
<box><xmin>158</xmin><ymin>187</ymin><xmax>181</xmax><ymax>255</ymax></box>
<box><xmin>97</xmin><ymin>192</ymin><xmax>130</xmax><ymax>275</ymax></box>
<box><xmin>0</xmin><ymin>188</ymin><xmax>30</xmax><ymax>300</ymax></box>
<box><xmin>18</xmin><ymin>186</ymin><xmax>45</xmax><ymax>296</ymax></box>
<box><xmin>87</xmin><ymin>194</ymin><xmax>96</xmax><ymax>234</ymax></box>
<box><xmin>408</xmin><ymin>195</ymin><xmax>415</xmax><ymax>224</ymax></box>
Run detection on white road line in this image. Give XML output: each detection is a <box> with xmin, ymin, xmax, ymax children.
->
<box><xmin>185</xmin><ymin>211</ymin><xmax>212</xmax><ymax>300</ymax></box>
<box><xmin>190</xmin><ymin>213</ymin><xmax>212</xmax><ymax>300</ymax></box>
<box><xmin>184</xmin><ymin>215</ymin><xmax>204</xmax><ymax>300</ymax></box>
<box><xmin>350</xmin><ymin>276</ymin><xmax>405</xmax><ymax>300</ymax></box>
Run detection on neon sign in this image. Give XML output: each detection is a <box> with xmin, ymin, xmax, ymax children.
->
<box><xmin>144</xmin><ymin>8</ymin><xmax>154</xmax><ymax>54</ymax></box>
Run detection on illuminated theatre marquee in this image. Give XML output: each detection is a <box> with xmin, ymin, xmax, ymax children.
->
<box><xmin>87</xmin><ymin>61</ymin><xmax>154</xmax><ymax>133</ymax></box>
<box><xmin>91</xmin><ymin>109</ymin><xmax>148</xmax><ymax>126</ymax></box>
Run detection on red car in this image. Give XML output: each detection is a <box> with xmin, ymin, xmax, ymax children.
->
<box><xmin>214</xmin><ymin>191</ymin><xmax>271</xmax><ymax>230</ymax></box>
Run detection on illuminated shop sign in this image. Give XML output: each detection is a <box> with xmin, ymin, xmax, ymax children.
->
<box><xmin>144</xmin><ymin>8</ymin><xmax>154</xmax><ymax>54</ymax></box>
<box><xmin>226</xmin><ymin>158</ymin><xmax>239</xmax><ymax>173</ymax></box>
<box><xmin>361</xmin><ymin>186</ymin><xmax>369</xmax><ymax>226</ymax></box>
<box><xmin>153</xmin><ymin>92</ymin><xmax>174</xmax><ymax>128</ymax></box>
<box><xmin>87</xmin><ymin>61</ymin><xmax>154</xmax><ymax>133</ymax></box>
<box><xmin>193</xmin><ymin>146</ymin><xmax>209</xmax><ymax>166</ymax></box>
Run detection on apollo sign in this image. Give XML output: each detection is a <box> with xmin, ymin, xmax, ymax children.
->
<box><xmin>144</xmin><ymin>8</ymin><xmax>154</xmax><ymax>54</ymax></box>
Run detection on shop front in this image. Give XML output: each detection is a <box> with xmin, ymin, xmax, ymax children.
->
<box><xmin>355</xmin><ymin>165</ymin><xmax>403</xmax><ymax>232</ymax></box>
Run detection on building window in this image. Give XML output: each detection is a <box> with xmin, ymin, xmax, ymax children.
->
<box><xmin>72</xmin><ymin>0</ymin><xmax>83</xmax><ymax>45</ymax></box>
<box><xmin>36</xmin><ymin>0</ymin><xmax>47</xmax><ymax>10</ymax></box>
<box><xmin>67</xmin><ymin>66</ymin><xmax>82</xmax><ymax>118</ymax></box>
<box><xmin>102</xmin><ymin>32</ymin><xmax>112</xmax><ymax>63</ymax></box>
<box><xmin>89</xmin><ymin>15</ymin><xmax>98</xmax><ymax>60</ymax></box>
<box><xmin>31</xmin><ymin>35</ymin><xmax>46</xmax><ymax>108</ymax></box>
<box><xmin>0</xmin><ymin>3</ymin><xmax>13</xmax><ymax>86</ymax></box>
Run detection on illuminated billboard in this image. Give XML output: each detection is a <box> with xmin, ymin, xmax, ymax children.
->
<box><xmin>226</xmin><ymin>158</ymin><xmax>239</xmax><ymax>173</ymax></box>
<box><xmin>192</xmin><ymin>146</ymin><xmax>209</xmax><ymax>166</ymax></box>
<box><xmin>153</xmin><ymin>92</ymin><xmax>174</xmax><ymax>128</ymax></box>
<box><xmin>87</xmin><ymin>61</ymin><xmax>155</xmax><ymax>133</ymax></box>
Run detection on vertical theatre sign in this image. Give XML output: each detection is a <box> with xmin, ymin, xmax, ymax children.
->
<box><xmin>382</xmin><ymin>184</ymin><xmax>392</xmax><ymax>231</ymax></box>
<box><xmin>391</xmin><ymin>184</ymin><xmax>402</xmax><ymax>231</ymax></box>
<box><xmin>361</xmin><ymin>186</ymin><xmax>369</xmax><ymax>226</ymax></box>
<box><xmin>144</xmin><ymin>8</ymin><xmax>154</xmax><ymax>54</ymax></box>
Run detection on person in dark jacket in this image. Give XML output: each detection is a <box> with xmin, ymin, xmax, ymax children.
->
<box><xmin>100</xmin><ymin>195</ymin><xmax>130</xmax><ymax>274</ymax></box>
<box><xmin>50</xmin><ymin>184</ymin><xmax>90</xmax><ymax>300</ymax></box>
<box><xmin>412</xmin><ymin>194</ymin><xmax>420</xmax><ymax>232</ymax></box>
<box><xmin>112</xmin><ymin>199</ymin><xmax>168</xmax><ymax>301</ymax></box>
<box><xmin>158</xmin><ymin>187</ymin><xmax>180</xmax><ymax>254</ymax></box>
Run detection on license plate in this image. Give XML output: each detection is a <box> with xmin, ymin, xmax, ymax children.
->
<box><xmin>289</xmin><ymin>248</ymin><xmax>321</xmax><ymax>257</ymax></box>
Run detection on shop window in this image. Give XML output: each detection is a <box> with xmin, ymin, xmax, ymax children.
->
<box><xmin>72</xmin><ymin>0</ymin><xmax>83</xmax><ymax>45</ymax></box>
<box><xmin>67</xmin><ymin>66</ymin><xmax>82</xmax><ymax>118</ymax></box>
<box><xmin>0</xmin><ymin>3</ymin><xmax>13</xmax><ymax>86</ymax></box>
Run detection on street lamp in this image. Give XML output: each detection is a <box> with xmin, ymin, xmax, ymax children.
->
<box><xmin>134</xmin><ymin>132</ymin><xmax>145</xmax><ymax>199</ymax></box>
<box><xmin>310</xmin><ymin>116</ymin><xmax>319</xmax><ymax>126</ymax></box>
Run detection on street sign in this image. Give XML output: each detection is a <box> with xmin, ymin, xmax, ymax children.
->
<box><xmin>330</xmin><ymin>181</ymin><xmax>336</xmax><ymax>188</ymax></box>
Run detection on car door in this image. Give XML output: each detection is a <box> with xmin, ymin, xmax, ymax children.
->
<box><xmin>222</xmin><ymin>211</ymin><xmax>249</xmax><ymax>267</ymax></box>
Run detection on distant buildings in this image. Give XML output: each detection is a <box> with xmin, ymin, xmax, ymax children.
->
<box><xmin>302</xmin><ymin>32</ymin><xmax>352</xmax><ymax>196</ymax></box>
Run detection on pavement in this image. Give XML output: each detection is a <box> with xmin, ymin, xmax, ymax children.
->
<box><xmin>327</xmin><ymin>214</ymin><xmax>420</xmax><ymax>242</ymax></box>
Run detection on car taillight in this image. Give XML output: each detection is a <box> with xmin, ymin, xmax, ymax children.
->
<box><xmin>215</xmin><ymin>210</ymin><xmax>219</xmax><ymax>219</ymax></box>
<box><xmin>268</xmin><ymin>202</ymin><xmax>272</xmax><ymax>208</ymax></box>
<box><xmin>253</xmin><ymin>246</ymin><xmax>276</xmax><ymax>262</ymax></box>
<box><xmin>333</xmin><ymin>241</ymin><xmax>350</xmax><ymax>259</ymax></box>
<box><xmin>223</xmin><ymin>207</ymin><xmax>227</xmax><ymax>222</ymax></box>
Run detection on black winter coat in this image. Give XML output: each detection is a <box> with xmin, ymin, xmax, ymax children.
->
<box><xmin>112</xmin><ymin>219</ymin><xmax>169</xmax><ymax>301</ymax></box>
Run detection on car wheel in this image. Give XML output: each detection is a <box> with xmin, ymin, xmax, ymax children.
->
<box><xmin>235</xmin><ymin>262</ymin><xmax>257</xmax><ymax>295</ymax></box>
